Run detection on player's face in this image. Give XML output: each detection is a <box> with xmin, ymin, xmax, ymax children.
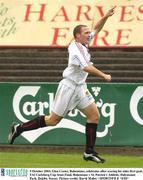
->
<box><xmin>79</xmin><ymin>26</ymin><xmax>91</xmax><ymax>45</ymax></box>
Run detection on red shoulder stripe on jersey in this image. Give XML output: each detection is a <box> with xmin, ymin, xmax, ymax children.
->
<box><xmin>75</xmin><ymin>42</ymin><xmax>88</xmax><ymax>64</ymax></box>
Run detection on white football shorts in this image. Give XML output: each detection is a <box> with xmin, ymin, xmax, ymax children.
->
<box><xmin>52</xmin><ymin>79</ymin><xmax>95</xmax><ymax>117</ymax></box>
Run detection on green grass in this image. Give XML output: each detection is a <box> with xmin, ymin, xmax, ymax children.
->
<box><xmin>0</xmin><ymin>152</ymin><xmax>143</xmax><ymax>168</ymax></box>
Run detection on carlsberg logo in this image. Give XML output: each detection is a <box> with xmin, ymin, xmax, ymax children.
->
<box><xmin>13</xmin><ymin>86</ymin><xmax>54</xmax><ymax>123</ymax></box>
<box><xmin>12</xmin><ymin>86</ymin><xmax>116</xmax><ymax>143</ymax></box>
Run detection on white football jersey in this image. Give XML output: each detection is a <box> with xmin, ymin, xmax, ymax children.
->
<box><xmin>63</xmin><ymin>40</ymin><xmax>93</xmax><ymax>84</ymax></box>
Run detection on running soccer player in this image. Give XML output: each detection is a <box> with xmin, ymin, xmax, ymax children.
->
<box><xmin>8</xmin><ymin>6</ymin><xmax>115</xmax><ymax>163</ymax></box>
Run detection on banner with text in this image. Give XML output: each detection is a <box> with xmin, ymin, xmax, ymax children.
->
<box><xmin>0</xmin><ymin>0</ymin><xmax>143</xmax><ymax>47</ymax></box>
<box><xmin>0</xmin><ymin>82</ymin><xmax>143</xmax><ymax>146</ymax></box>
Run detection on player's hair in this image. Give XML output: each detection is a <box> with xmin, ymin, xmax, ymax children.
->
<box><xmin>73</xmin><ymin>25</ymin><xmax>87</xmax><ymax>38</ymax></box>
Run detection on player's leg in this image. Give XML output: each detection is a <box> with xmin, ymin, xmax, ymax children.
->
<box><xmin>8</xmin><ymin>80</ymin><xmax>75</xmax><ymax>144</ymax></box>
<box><xmin>80</xmin><ymin>102</ymin><xmax>99</xmax><ymax>152</ymax></box>
<box><xmin>80</xmin><ymin>102</ymin><xmax>105</xmax><ymax>163</ymax></box>
<box><xmin>8</xmin><ymin>112</ymin><xmax>62</xmax><ymax>144</ymax></box>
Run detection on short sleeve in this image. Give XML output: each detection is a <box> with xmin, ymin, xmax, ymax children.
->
<box><xmin>88</xmin><ymin>31</ymin><xmax>97</xmax><ymax>41</ymax></box>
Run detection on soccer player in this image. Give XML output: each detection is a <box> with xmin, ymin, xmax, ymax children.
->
<box><xmin>8</xmin><ymin>6</ymin><xmax>115</xmax><ymax>163</ymax></box>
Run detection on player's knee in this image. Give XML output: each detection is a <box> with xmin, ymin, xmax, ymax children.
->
<box><xmin>96</xmin><ymin>112</ymin><xmax>100</xmax><ymax>122</ymax></box>
<box><xmin>88</xmin><ymin>112</ymin><xmax>100</xmax><ymax>124</ymax></box>
<box><xmin>45</xmin><ymin>115</ymin><xmax>61</xmax><ymax>126</ymax></box>
<box><xmin>50</xmin><ymin>119</ymin><xmax>60</xmax><ymax>126</ymax></box>
<box><xmin>93</xmin><ymin>113</ymin><xmax>100</xmax><ymax>123</ymax></box>
<box><xmin>45</xmin><ymin>119</ymin><xmax>60</xmax><ymax>126</ymax></box>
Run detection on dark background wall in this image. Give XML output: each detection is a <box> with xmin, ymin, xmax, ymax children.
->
<box><xmin>0</xmin><ymin>47</ymin><xmax>142</xmax><ymax>83</ymax></box>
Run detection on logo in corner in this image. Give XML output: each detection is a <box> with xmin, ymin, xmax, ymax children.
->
<box><xmin>1</xmin><ymin>169</ymin><xmax>5</xmax><ymax>176</ymax></box>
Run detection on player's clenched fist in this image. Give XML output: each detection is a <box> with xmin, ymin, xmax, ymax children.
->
<box><xmin>104</xmin><ymin>74</ymin><xmax>112</xmax><ymax>81</ymax></box>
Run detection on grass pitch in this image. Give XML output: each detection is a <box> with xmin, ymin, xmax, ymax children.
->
<box><xmin>0</xmin><ymin>152</ymin><xmax>143</xmax><ymax>168</ymax></box>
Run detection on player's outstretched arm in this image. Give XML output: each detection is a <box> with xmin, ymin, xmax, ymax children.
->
<box><xmin>83</xmin><ymin>65</ymin><xmax>111</xmax><ymax>81</ymax></box>
<box><xmin>93</xmin><ymin>6</ymin><xmax>116</xmax><ymax>35</ymax></box>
